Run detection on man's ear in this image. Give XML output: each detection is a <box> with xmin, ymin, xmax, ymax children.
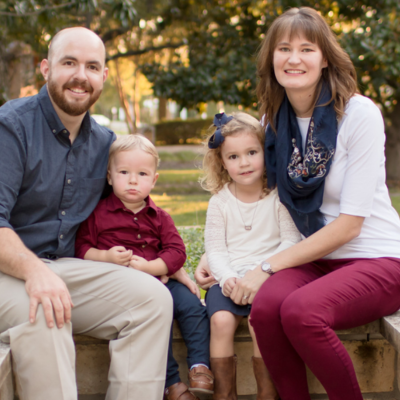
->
<box><xmin>103</xmin><ymin>67</ymin><xmax>109</xmax><ymax>83</ymax></box>
<box><xmin>40</xmin><ymin>59</ymin><xmax>50</xmax><ymax>81</ymax></box>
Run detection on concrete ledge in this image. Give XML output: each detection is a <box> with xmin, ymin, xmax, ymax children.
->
<box><xmin>0</xmin><ymin>342</ymin><xmax>14</xmax><ymax>400</ymax></box>
<box><xmin>381</xmin><ymin>311</ymin><xmax>400</xmax><ymax>353</ymax></box>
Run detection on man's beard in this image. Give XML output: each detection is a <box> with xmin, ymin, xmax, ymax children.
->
<box><xmin>47</xmin><ymin>73</ymin><xmax>102</xmax><ymax>116</ymax></box>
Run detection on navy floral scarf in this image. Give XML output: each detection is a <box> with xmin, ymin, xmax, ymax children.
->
<box><xmin>265</xmin><ymin>84</ymin><xmax>338</xmax><ymax>237</ymax></box>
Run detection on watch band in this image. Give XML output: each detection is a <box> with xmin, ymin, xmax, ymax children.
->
<box><xmin>261</xmin><ymin>261</ymin><xmax>275</xmax><ymax>275</ymax></box>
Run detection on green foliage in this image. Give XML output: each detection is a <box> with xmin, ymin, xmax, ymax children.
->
<box><xmin>141</xmin><ymin>0</ymin><xmax>400</xmax><ymax>113</ymax></box>
<box><xmin>155</xmin><ymin>117</ymin><xmax>213</xmax><ymax>144</ymax></box>
<box><xmin>178</xmin><ymin>226</ymin><xmax>205</xmax><ymax>281</ymax></box>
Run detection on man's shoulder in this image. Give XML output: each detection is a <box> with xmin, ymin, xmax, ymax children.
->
<box><xmin>0</xmin><ymin>95</ymin><xmax>39</xmax><ymax>124</ymax></box>
<box><xmin>89</xmin><ymin>116</ymin><xmax>116</xmax><ymax>142</ymax></box>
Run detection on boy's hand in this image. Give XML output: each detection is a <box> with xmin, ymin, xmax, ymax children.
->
<box><xmin>222</xmin><ymin>277</ymin><xmax>238</xmax><ymax>297</ymax></box>
<box><xmin>106</xmin><ymin>246</ymin><xmax>132</xmax><ymax>266</ymax></box>
<box><xmin>160</xmin><ymin>275</ymin><xmax>169</xmax><ymax>284</ymax></box>
<box><xmin>129</xmin><ymin>255</ymin><xmax>149</xmax><ymax>272</ymax></box>
<box><xmin>170</xmin><ymin>268</ymin><xmax>201</xmax><ymax>299</ymax></box>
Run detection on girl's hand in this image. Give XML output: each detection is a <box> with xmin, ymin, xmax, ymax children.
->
<box><xmin>194</xmin><ymin>253</ymin><xmax>218</xmax><ymax>290</ymax></box>
<box><xmin>222</xmin><ymin>277</ymin><xmax>238</xmax><ymax>297</ymax></box>
<box><xmin>129</xmin><ymin>255</ymin><xmax>149</xmax><ymax>272</ymax></box>
<box><xmin>106</xmin><ymin>246</ymin><xmax>132</xmax><ymax>266</ymax></box>
<box><xmin>230</xmin><ymin>266</ymin><xmax>269</xmax><ymax>305</ymax></box>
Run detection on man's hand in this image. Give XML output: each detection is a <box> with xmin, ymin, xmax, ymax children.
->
<box><xmin>106</xmin><ymin>246</ymin><xmax>132</xmax><ymax>266</ymax></box>
<box><xmin>222</xmin><ymin>277</ymin><xmax>237</xmax><ymax>297</ymax></box>
<box><xmin>230</xmin><ymin>266</ymin><xmax>269</xmax><ymax>305</ymax></box>
<box><xmin>129</xmin><ymin>255</ymin><xmax>150</xmax><ymax>272</ymax></box>
<box><xmin>170</xmin><ymin>268</ymin><xmax>200</xmax><ymax>299</ymax></box>
<box><xmin>25</xmin><ymin>264</ymin><xmax>73</xmax><ymax>329</ymax></box>
<box><xmin>194</xmin><ymin>253</ymin><xmax>217</xmax><ymax>290</ymax></box>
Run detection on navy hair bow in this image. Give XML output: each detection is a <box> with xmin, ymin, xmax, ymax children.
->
<box><xmin>208</xmin><ymin>113</ymin><xmax>233</xmax><ymax>149</ymax></box>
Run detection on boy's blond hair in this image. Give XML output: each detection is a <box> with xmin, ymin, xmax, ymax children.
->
<box><xmin>200</xmin><ymin>112</ymin><xmax>270</xmax><ymax>196</ymax></box>
<box><xmin>108</xmin><ymin>134</ymin><xmax>159</xmax><ymax>169</ymax></box>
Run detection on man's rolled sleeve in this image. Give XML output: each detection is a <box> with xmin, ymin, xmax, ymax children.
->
<box><xmin>0</xmin><ymin>117</ymin><xmax>26</xmax><ymax>230</ymax></box>
<box><xmin>157</xmin><ymin>211</ymin><xmax>186</xmax><ymax>276</ymax></box>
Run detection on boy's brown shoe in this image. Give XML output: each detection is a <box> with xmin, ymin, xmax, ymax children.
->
<box><xmin>188</xmin><ymin>365</ymin><xmax>214</xmax><ymax>394</ymax></box>
<box><xmin>164</xmin><ymin>382</ymin><xmax>199</xmax><ymax>400</ymax></box>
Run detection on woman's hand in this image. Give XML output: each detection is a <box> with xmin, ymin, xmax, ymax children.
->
<box><xmin>230</xmin><ymin>266</ymin><xmax>269</xmax><ymax>305</ymax></box>
<box><xmin>194</xmin><ymin>253</ymin><xmax>218</xmax><ymax>290</ymax></box>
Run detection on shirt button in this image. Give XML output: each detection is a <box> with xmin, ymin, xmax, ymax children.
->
<box><xmin>134</xmin><ymin>217</ymin><xmax>138</xmax><ymax>221</ymax></box>
<box><xmin>59</xmin><ymin>234</ymin><xmax>64</xmax><ymax>239</ymax></box>
<box><xmin>67</xmin><ymin>179</ymin><xmax>71</xmax><ymax>184</ymax></box>
<box><xmin>63</xmin><ymin>130</ymin><xmax>67</xmax><ymax>134</ymax></box>
<box><xmin>142</xmin><ymin>245</ymin><xmax>145</xmax><ymax>248</ymax></box>
<box><xmin>52</xmin><ymin>129</ymin><xmax>56</xmax><ymax>133</ymax></box>
<box><xmin>137</xmin><ymin>234</ymin><xmax>141</xmax><ymax>239</ymax></box>
<box><xmin>61</xmin><ymin>211</ymin><xmax>66</xmax><ymax>216</ymax></box>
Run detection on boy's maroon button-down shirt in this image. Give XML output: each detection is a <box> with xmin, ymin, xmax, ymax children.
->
<box><xmin>75</xmin><ymin>192</ymin><xmax>186</xmax><ymax>275</ymax></box>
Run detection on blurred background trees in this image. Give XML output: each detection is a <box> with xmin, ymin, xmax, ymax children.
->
<box><xmin>1</xmin><ymin>0</ymin><xmax>400</xmax><ymax>178</ymax></box>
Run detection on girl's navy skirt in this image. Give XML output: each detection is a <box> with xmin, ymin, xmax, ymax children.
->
<box><xmin>205</xmin><ymin>283</ymin><xmax>251</xmax><ymax>319</ymax></box>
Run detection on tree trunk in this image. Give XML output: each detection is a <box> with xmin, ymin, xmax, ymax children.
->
<box><xmin>113</xmin><ymin>60</ymin><xmax>135</xmax><ymax>134</ymax></box>
<box><xmin>158</xmin><ymin>97</ymin><xmax>167</xmax><ymax>121</ymax></box>
<box><xmin>385</xmin><ymin>103</ymin><xmax>400</xmax><ymax>183</ymax></box>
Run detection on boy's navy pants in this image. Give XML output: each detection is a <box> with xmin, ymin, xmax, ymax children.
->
<box><xmin>165</xmin><ymin>279</ymin><xmax>210</xmax><ymax>387</ymax></box>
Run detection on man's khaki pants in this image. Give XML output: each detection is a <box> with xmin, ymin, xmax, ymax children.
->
<box><xmin>0</xmin><ymin>258</ymin><xmax>173</xmax><ymax>400</ymax></box>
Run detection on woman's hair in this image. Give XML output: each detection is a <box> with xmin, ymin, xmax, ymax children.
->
<box><xmin>108</xmin><ymin>134</ymin><xmax>159</xmax><ymax>170</ymax></box>
<box><xmin>200</xmin><ymin>112</ymin><xmax>270</xmax><ymax>196</ymax></box>
<box><xmin>257</xmin><ymin>7</ymin><xmax>358</xmax><ymax>131</ymax></box>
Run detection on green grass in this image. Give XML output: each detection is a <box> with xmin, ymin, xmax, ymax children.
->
<box><xmin>152</xmin><ymin>194</ymin><xmax>210</xmax><ymax>226</ymax></box>
<box><xmin>158</xmin><ymin>151</ymin><xmax>200</xmax><ymax>162</ymax></box>
<box><xmin>390</xmin><ymin>194</ymin><xmax>400</xmax><ymax>215</ymax></box>
<box><xmin>153</xmin><ymin>170</ymin><xmax>205</xmax><ymax>195</ymax></box>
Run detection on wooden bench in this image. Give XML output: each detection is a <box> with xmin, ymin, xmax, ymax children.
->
<box><xmin>3</xmin><ymin>313</ymin><xmax>400</xmax><ymax>399</ymax></box>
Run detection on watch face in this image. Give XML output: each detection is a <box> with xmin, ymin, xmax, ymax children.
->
<box><xmin>261</xmin><ymin>262</ymin><xmax>271</xmax><ymax>272</ymax></box>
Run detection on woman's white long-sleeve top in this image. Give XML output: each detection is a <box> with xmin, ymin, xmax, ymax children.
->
<box><xmin>205</xmin><ymin>185</ymin><xmax>301</xmax><ymax>289</ymax></box>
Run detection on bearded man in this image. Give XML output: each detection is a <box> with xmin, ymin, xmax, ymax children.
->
<box><xmin>0</xmin><ymin>27</ymin><xmax>172</xmax><ymax>400</ymax></box>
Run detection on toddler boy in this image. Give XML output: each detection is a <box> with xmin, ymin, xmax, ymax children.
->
<box><xmin>75</xmin><ymin>134</ymin><xmax>213</xmax><ymax>400</ymax></box>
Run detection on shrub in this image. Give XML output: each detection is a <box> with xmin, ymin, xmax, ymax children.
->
<box><xmin>178</xmin><ymin>226</ymin><xmax>205</xmax><ymax>281</ymax></box>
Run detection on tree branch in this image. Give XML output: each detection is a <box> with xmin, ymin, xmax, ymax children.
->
<box><xmin>107</xmin><ymin>42</ymin><xmax>186</xmax><ymax>61</ymax></box>
<box><xmin>0</xmin><ymin>1</ymin><xmax>75</xmax><ymax>17</ymax></box>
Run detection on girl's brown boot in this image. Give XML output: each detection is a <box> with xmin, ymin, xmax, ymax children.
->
<box><xmin>252</xmin><ymin>357</ymin><xmax>280</xmax><ymax>400</ymax></box>
<box><xmin>210</xmin><ymin>355</ymin><xmax>237</xmax><ymax>400</ymax></box>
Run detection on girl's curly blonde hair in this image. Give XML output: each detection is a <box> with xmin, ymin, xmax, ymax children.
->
<box><xmin>200</xmin><ymin>112</ymin><xmax>270</xmax><ymax>196</ymax></box>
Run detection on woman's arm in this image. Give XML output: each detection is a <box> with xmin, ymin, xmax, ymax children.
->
<box><xmin>231</xmin><ymin>213</ymin><xmax>364</xmax><ymax>305</ymax></box>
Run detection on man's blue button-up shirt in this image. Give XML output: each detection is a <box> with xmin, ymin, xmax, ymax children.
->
<box><xmin>0</xmin><ymin>85</ymin><xmax>116</xmax><ymax>258</ymax></box>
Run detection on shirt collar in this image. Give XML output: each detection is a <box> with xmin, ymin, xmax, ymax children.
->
<box><xmin>107</xmin><ymin>191</ymin><xmax>158</xmax><ymax>215</ymax></box>
<box><xmin>38</xmin><ymin>84</ymin><xmax>92</xmax><ymax>142</ymax></box>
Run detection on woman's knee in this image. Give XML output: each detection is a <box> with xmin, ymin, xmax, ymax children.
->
<box><xmin>250</xmin><ymin>286</ymin><xmax>284</xmax><ymax>330</ymax></box>
<box><xmin>280</xmin><ymin>293</ymin><xmax>324</xmax><ymax>338</ymax></box>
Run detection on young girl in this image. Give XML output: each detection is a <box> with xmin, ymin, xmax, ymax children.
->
<box><xmin>201</xmin><ymin>112</ymin><xmax>301</xmax><ymax>400</ymax></box>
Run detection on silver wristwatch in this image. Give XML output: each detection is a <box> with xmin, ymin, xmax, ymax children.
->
<box><xmin>261</xmin><ymin>261</ymin><xmax>275</xmax><ymax>275</ymax></box>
